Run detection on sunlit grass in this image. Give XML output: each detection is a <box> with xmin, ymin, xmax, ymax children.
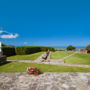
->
<box><xmin>65</xmin><ymin>53</ymin><xmax>90</xmax><ymax>65</ymax></box>
<box><xmin>50</xmin><ymin>52</ymin><xmax>73</xmax><ymax>59</ymax></box>
<box><xmin>7</xmin><ymin>52</ymin><xmax>43</xmax><ymax>60</ymax></box>
<box><xmin>0</xmin><ymin>62</ymin><xmax>90</xmax><ymax>72</ymax></box>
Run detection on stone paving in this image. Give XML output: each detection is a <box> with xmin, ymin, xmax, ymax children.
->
<box><xmin>0</xmin><ymin>73</ymin><xmax>90</xmax><ymax>90</ymax></box>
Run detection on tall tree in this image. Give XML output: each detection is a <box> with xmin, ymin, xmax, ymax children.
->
<box><xmin>86</xmin><ymin>45</ymin><xmax>90</xmax><ymax>51</ymax></box>
<box><xmin>67</xmin><ymin>45</ymin><xmax>76</xmax><ymax>51</ymax></box>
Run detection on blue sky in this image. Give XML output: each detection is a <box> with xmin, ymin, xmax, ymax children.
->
<box><xmin>0</xmin><ymin>0</ymin><xmax>90</xmax><ymax>46</ymax></box>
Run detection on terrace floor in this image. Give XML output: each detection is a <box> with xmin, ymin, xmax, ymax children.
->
<box><xmin>0</xmin><ymin>72</ymin><xmax>90</xmax><ymax>90</ymax></box>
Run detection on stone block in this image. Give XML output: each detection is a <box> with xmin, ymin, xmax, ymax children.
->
<box><xmin>0</xmin><ymin>55</ymin><xmax>7</xmax><ymax>64</ymax></box>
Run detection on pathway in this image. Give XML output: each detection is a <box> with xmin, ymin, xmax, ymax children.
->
<box><xmin>7</xmin><ymin>52</ymin><xmax>90</xmax><ymax>68</ymax></box>
<box><xmin>50</xmin><ymin>53</ymin><xmax>75</xmax><ymax>64</ymax></box>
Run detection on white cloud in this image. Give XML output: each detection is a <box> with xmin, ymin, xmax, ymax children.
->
<box><xmin>0</xmin><ymin>34</ymin><xmax>19</xmax><ymax>39</ymax></box>
<box><xmin>0</xmin><ymin>30</ymin><xmax>5</xmax><ymax>34</ymax></box>
<box><xmin>0</xmin><ymin>30</ymin><xmax>19</xmax><ymax>39</ymax></box>
<box><xmin>0</xmin><ymin>30</ymin><xmax>8</xmax><ymax>34</ymax></box>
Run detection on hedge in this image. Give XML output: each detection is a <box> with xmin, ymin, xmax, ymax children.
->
<box><xmin>2</xmin><ymin>46</ymin><xmax>55</xmax><ymax>56</ymax></box>
<box><xmin>15</xmin><ymin>46</ymin><xmax>41</xmax><ymax>55</ymax></box>
<box><xmin>86</xmin><ymin>45</ymin><xmax>90</xmax><ymax>50</ymax></box>
<box><xmin>2</xmin><ymin>47</ymin><xmax>16</xmax><ymax>56</ymax></box>
<box><xmin>39</xmin><ymin>46</ymin><xmax>55</xmax><ymax>51</ymax></box>
<box><xmin>16</xmin><ymin>46</ymin><xmax>55</xmax><ymax>55</ymax></box>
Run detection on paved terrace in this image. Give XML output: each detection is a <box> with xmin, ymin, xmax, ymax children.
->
<box><xmin>0</xmin><ymin>73</ymin><xmax>90</xmax><ymax>90</ymax></box>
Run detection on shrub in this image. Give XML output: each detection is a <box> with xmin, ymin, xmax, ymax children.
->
<box><xmin>15</xmin><ymin>46</ymin><xmax>41</xmax><ymax>55</ymax></box>
<box><xmin>2</xmin><ymin>43</ymin><xmax>7</xmax><ymax>47</ymax></box>
<box><xmin>67</xmin><ymin>45</ymin><xmax>76</xmax><ymax>51</ymax></box>
<box><xmin>16</xmin><ymin>46</ymin><xmax>55</xmax><ymax>55</ymax></box>
<box><xmin>39</xmin><ymin>46</ymin><xmax>55</xmax><ymax>51</ymax></box>
<box><xmin>2</xmin><ymin>46</ymin><xmax>16</xmax><ymax>56</ymax></box>
<box><xmin>86</xmin><ymin>45</ymin><xmax>90</xmax><ymax>51</ymax></box>
<box><xmin>27</xmin><ymin>66</ymin><xmax>42</xmax><ymax>76</ymax></box>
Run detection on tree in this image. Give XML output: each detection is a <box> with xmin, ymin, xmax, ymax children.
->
<box><xmin>2</xmin><ymin>43</ymin><xmax>7</xmax><ymax>47</ymax></box>
<box><xmin>2</xmin><ymin>43</ymin><xmax>15</xmax><ymax>48</ymax></box>
<box><xmin>67</xmin><ymin>45</ymin><xmax>76</xmax><ymax>51</ymax></box>
<box><xmin>86</xmin><ymin>45</ymin><xmax>90</xmax><ymax>51</ymax></box>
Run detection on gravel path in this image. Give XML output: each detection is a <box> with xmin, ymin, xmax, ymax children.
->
<box><xmin>0</xmin><ymin>72</ymin><xmax>90</xmax><ymax>90</ymax></box>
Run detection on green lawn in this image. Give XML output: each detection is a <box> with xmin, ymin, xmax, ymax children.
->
<box><xmin>1</xmin><ymin>62</ymin><xmax>90</xmax><ymax>72</ymax></box>
<box><xmin>7</xmin><ymin>52</ymin><xmax>43</xmax><ymax>60</ymax></box>
<box><xmin>50</xmin><ymin>52</ymin><xmax>73</xmax><ymax>59</ymax></box>
<box><xmin>65</xmin><ymin>53</ymin><xmax>90</xmax><ymax>65</ymax></box>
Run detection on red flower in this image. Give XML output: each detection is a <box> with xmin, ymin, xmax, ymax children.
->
<box><xmin>34</xmin><ymin>74</ymin><xmax>38</xmax><ymax>76</ymax></box>
<box><xmin>26</xmin><ymin>66</ymin><xmax>42</xmax><ymax>76</ymax></box>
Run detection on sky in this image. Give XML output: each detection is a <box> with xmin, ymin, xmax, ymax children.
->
<box><xmin>0</xmin><ymin>0</ymin><xmax>90</xmax><ymax>47</ymax></box>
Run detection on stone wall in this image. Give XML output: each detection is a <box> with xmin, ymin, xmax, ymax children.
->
<box><xmin>0</xmin><ymin>56</ymin><xmax>7</xmax><ymax>64</ymax></box>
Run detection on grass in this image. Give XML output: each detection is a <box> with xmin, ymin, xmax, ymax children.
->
<box><xmin>65</xmin><ymin>53</ymin><xmax>90</xmax><ymax>65</ymax></box>
<box><xmin>7</xmin><ymin>52</ymin><xmax>43</xmax><ymax>60</ymax></box>
<box><xmin>1</xmin><ymin>62</ymin><xmax>90</xmax><ymax>72</ymax></box>
<box><xmin>50</xmin><ymin>52</ymin><xmax>73</xmax><ymax>59</ymax></box>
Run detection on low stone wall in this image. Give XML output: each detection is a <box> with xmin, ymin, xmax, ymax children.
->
<box><xmin>0</xmin><ymin>56</ymin><xmax>7</xmax><ymax>64</ymax></box>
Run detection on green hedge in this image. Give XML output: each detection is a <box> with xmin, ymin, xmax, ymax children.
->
<box><xmin>2</xmin><ymin>47</ymin><xmax>16</xmax><ymax>56</ymax></box>
<box><xmin>39</xmin><ymin>46</ymin><xmax>55</xmax><ymax>51</ymax></box>
<box><xmin>16</xmin><ymin>46</ymin><xmax>41</xmax><ymax>55</ymax></box>
<box><xmin>16</xmin><ymin>46</ymin><xmax>55</xmax><ymax>55</ymax></box>
<box><xmin>2</xmin><ymin>46</ymin><xmax>55</xmax><ymax>56</ymax></box>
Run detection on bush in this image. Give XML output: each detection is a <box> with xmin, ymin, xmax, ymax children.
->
<box><xmin>2</xmin><ymin>46</ymin><xmax>16</xmax><ymax>56</ymax></box>
<box><xmin>16</xmin><ymin>46</ymin><xmax>55</xmax><ymax>55</ymax></box>
<box><xmin>15</xmin><ymin>46</ymin><xmax>41</xmax><ymax>55</ymax></box>
<box><xmin>86</xmin><ymin>45</ymin><xmax>90</xmax><ymax>50</ymax></box>
<box><xmin>27</xmin><ymin>66</ymin><xmax>42</xmax><ymax>76</ymax></box>
<box><xmin>39</xmin><ymin>46</ymin><xmax>55</xmax><ymax>51</ymax></box>
<box><xmin>67</xmin><ymin>45</ymin><xmax>76</xmax><ymax>51</ymax></box>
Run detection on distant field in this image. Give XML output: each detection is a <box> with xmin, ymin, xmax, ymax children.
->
<box><xmin>65</xmin><ymin>53</ymin><xmax>90</xmax><ymax>65</ymax></box>
<box><xmin>1</xmin><ymin>62</ymin><xmax>90</xmax><ymax>72</ymax></box>
<box><xmin>50</xmin><ymin>52</ymin><xmax>73</xmax><ymax>59</ymax></box>
<box><xmin>7</xmin><ymin>52</ymin><xmax>43</xmax><ymax>60</ymax></box>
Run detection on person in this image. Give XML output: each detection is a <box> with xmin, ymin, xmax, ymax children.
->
<box><xmin>46</xmin><ymin>50</ymin><xmax>49</xmax><ymax>55</ymax></box>
<box><xmin>42</xmin><ymin>50</ymin><xmax>50</xmax><ymax>61</ymax></box>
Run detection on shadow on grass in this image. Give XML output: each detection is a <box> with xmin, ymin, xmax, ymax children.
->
<box><xmin>0</xmin><ymin>61</ymin><xmax>11</xmax><ymax>66</ymax></box>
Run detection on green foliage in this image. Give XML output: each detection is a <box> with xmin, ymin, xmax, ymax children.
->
<box><xmin>86</xmin><ymin>45</ymin><xmax>90</xmax><ymax>51</ymax></box>
<box><xmin>67</xmin><ymin>45</ymin><xmax>76</xmax><ymax>51</ymax></box>
<box><xmin>2</xmin><ymin>46</ymin><xmax>16</xmax><ymax>56</ymax></box>
<box><xmin>39</xmin><ymin>46</ymin><xmax>55</xmax><ymax>51</ymax></box>
<box><xmin>16</xmin><ymin>46</ymin><xmax>55</xmax><ymax>55</ymax></box>
<box><xmin>2</xmin><ymin>43</ymin><xmax>7</xmax><ymax>47</ymax></box>
<box><xmin>16</xmin><ymin>46</ymin><xmax>41</xmax><ymax>55</ymax></box>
